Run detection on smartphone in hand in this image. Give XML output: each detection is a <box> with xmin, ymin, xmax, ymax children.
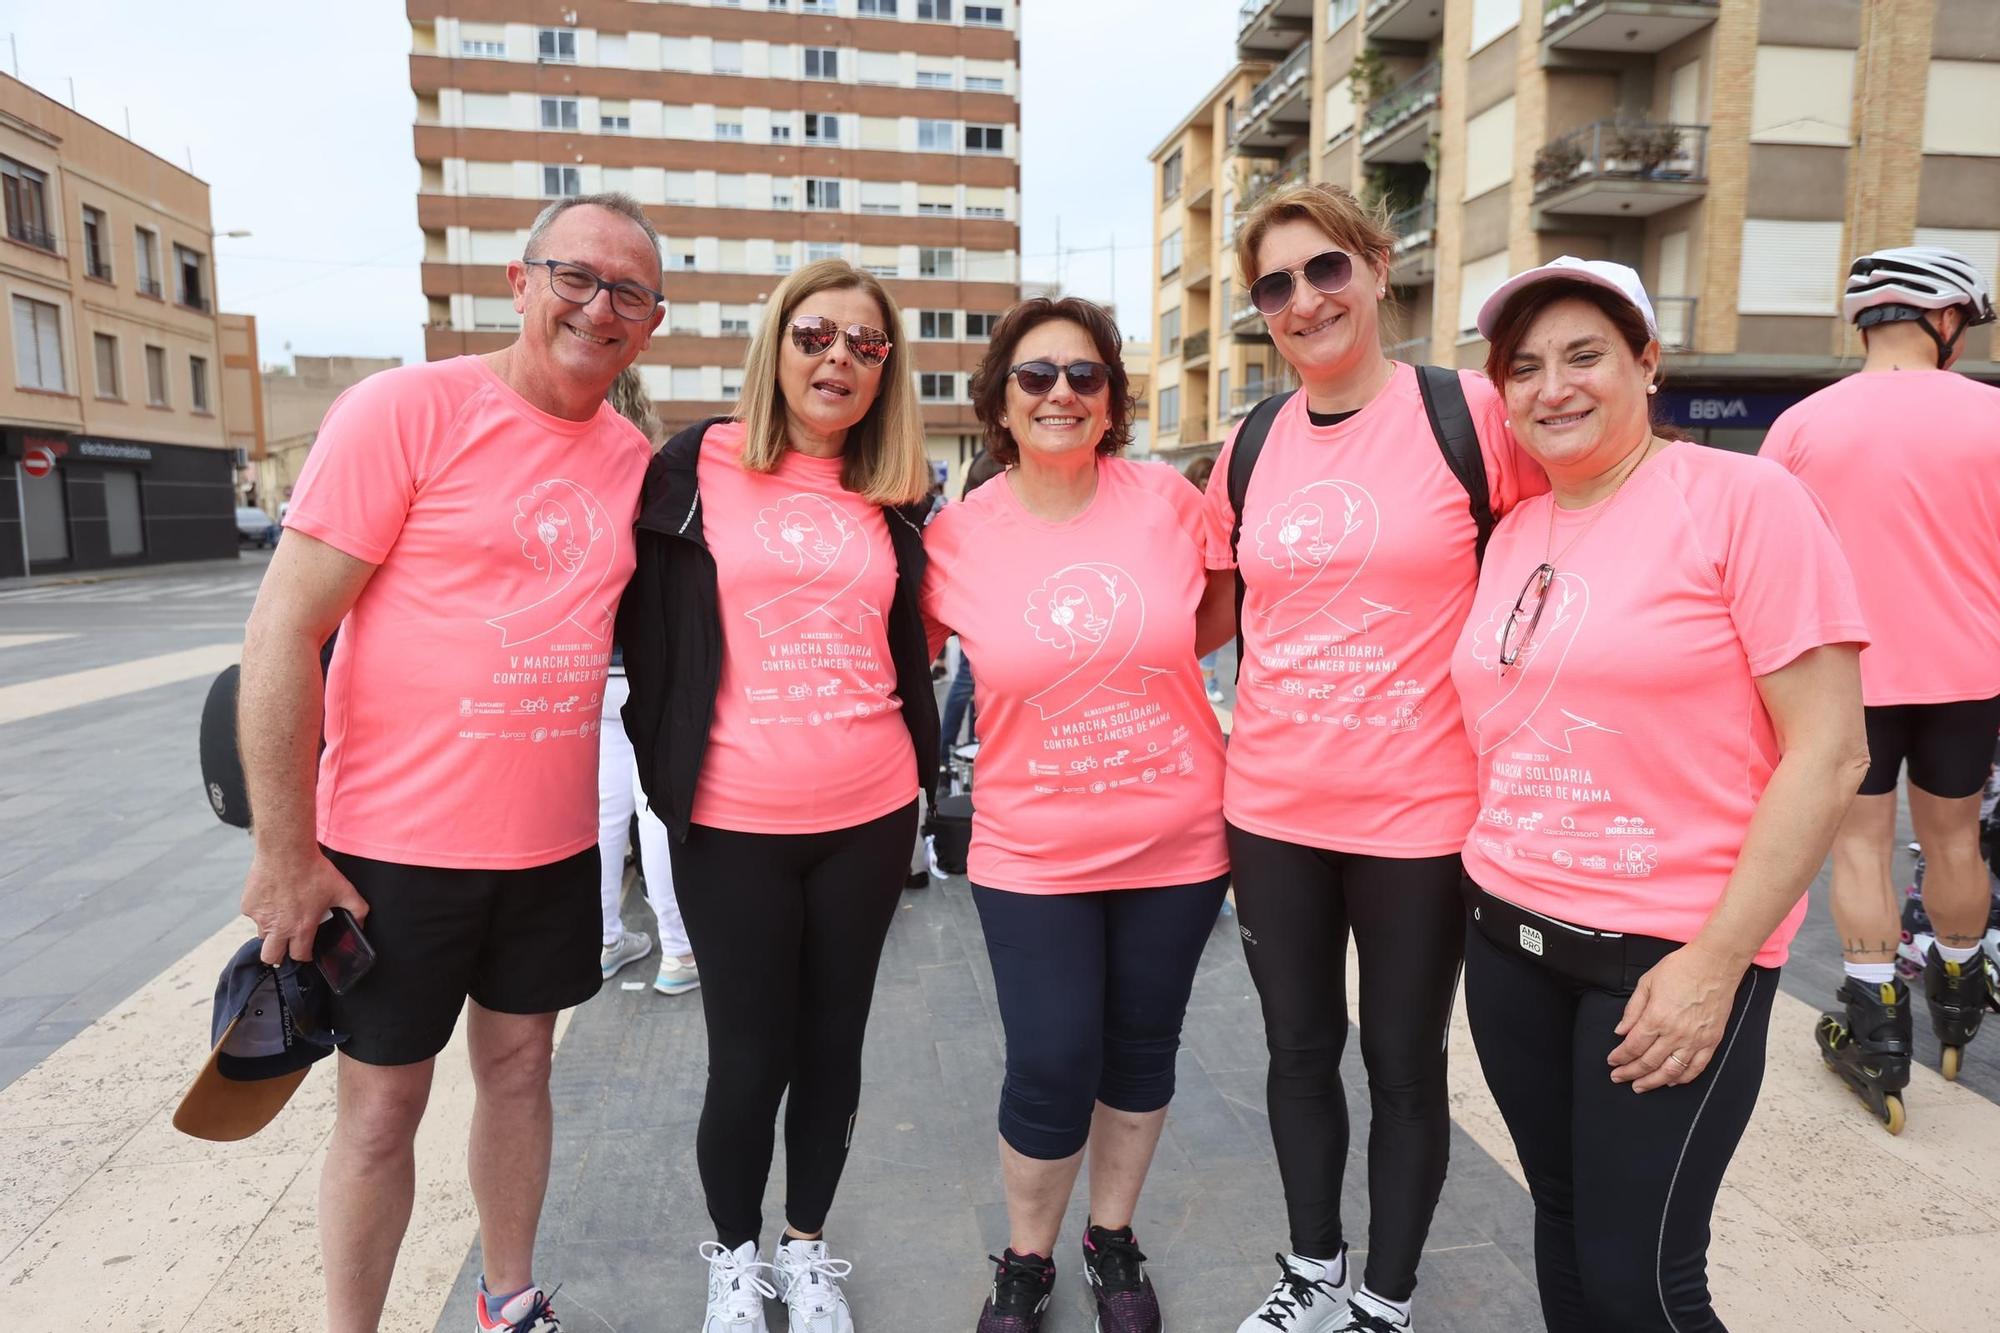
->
<box><xmin>313</xmin><ymin>907</ymin><xmax>376</xmax><ymax>995</ymax></box>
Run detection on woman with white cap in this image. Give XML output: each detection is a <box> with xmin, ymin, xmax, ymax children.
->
<box><xmin>1453</xmin><ymin>257</ymin><xmax>1872</xmax><ymax>1330</ymax></box>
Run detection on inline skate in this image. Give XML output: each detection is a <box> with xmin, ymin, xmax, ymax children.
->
<box><xmin>1817</xmin><ymin>975</ymin><xmax>1912</xmax><ymax>1134</ymax></box>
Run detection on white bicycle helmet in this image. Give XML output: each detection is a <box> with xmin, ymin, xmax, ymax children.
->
<box><xmin>1842</xmin><ymin>246</ymin><xmax>1995</xmax><ymax>365</ymax></box>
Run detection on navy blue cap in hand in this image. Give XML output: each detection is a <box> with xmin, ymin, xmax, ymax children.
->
<box><xmin>173</xmin><ymin>938</ymin><xmax>344</xmax><ymax>1142</ymax></box>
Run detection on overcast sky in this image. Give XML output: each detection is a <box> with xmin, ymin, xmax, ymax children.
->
<box><xmin>9</xmin><ymin>2</ymin><xmax>1233</xmax><ymax>366</ymax></box>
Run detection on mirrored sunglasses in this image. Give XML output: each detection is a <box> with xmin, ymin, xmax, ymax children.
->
<box><xmin>789</xmin><ymin>316</ymin><xmax>893</xmax><ymax>368</ymax></box>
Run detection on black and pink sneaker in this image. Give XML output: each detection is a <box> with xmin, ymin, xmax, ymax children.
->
<box><xmin>977</xmin><ymin>1249</ymin><xmax>1055</xmax><ymax>1332</ymax></box>
<box><xmin>1082</xmin><ymin>1223</ymin><xmax>1162</xmax><ymax>1333</ymax></box>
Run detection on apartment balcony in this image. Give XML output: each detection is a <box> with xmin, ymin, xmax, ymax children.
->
<box><xmin>1654</xmin><ymin>295</ymin><xmax>1696</xmax><ymax>352</ymax></box>
<box><xmin>1237</xmin><ymin>0</ymin><xmax>1314</xmax><ymax>57</ymax></box>
<box><xmin>1531</xmin><ymin>120</ymin><xmax>1708</xmax><ymax>224</ymax></box>
<box><xmin>1231</xmin><ymin>42</ymin><xmax>1312</xmax><ymax>152</ymax></box>
<box><xmin>1230</xmin><ymin>296</ymin><xmax>1271</xmax><ymax>343</ymax></box>
<box><xmin>1384</xmin><ymin>334</ymin><xmax>1430</xmax><ymax>362</ymax></box>
<box><xmin>1183</xmin><ymin>329</ymin><xmax>1212</xmax><ymax>368</ymax></box>
<box><xmin>1389</xmin><ymin>200</ymin><xmax>1436</xmax><ymax>285</ymax></box>
<box><xmin>1183</xmin><ymin>256</ymin><xmax>1213</xmax><ymax>292</ymax></box>
<box><xmin>1239</xmin><ymin>152</ymin><xmax>1310</xmax><ymax>216</ymax></box>
<box><xmin>1227</xmin><ymin>381</ymin><xmax>1294</xmax><ymax>419</ymax></box>
<box><xmin>1361</xmin><ymin>63</ymin><xmax>1440</xmax><ymax>164</ymax></box>
<box><xmin>1541</xmin><ymin>0</ymin><xmax>1718</xmax><ymax>64</ymax></box>
<box><xmin>1366</xmin><ymin>0</ymin><xmax>1445</xmax><ymax>44</ymax></box>
<box><xmin>5</xmin><ymin>217</ymin><xmax>58</xmax><ymax>253</ymax></box>
<box><xmin>1187</xmin><ymin>175</ymin><xmax>1215</xmax><ymax>212</ymax></box>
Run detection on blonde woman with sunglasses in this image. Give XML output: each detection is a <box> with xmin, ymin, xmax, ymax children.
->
<box><xmin>618</xmin><ymin>260</ymin><xmax>936</xmax><ymax>1333</ymax></box>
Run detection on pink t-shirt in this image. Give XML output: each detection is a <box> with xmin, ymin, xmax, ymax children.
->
<box><xmin>1202</xmin><ymin>365</ymin><xmax>1547</xmax><ymax>855</ymax></box>
<box><xmin>691</xmin><ymin>421</ymin><xmax>917</xmax><ymax>834</ymax></box>
<box><xmin>1451</xmin><ymin>443</ymin><xmax>1869</xmax><ymax>966</ymax></box>
<box><xmin>921</xmin><ymin>457</ymin><xmax>1229</xmax><ymax>893</ymax></box>
<box><xmin>1761</xmin><ymin>370</ymin><xmax>2000</xmax><ymax>706</ymax></box>
<box><xmin>284</xmin><ymin>355</ymin><xmax>652</xmax><ymax>869</ymax></box>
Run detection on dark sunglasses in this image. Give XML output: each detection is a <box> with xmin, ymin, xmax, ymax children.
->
<box><xmin>789</xmin><ymin>315</ymin><xmax>893</xmax><ymax>368</ymax></box>
<box><xmin>1249</xmin><ymin>249</ymin><xmax>1356</xmax><ymax>317</ymax></box>
<box><xmin>526</xmin><ymin>258</ymin><xmax>663</xmax><ymax>321</ymax></box>
<box><xmin>1008</xmin><ymin>360</ymin><xmax>1111</xmax><ymax>397</ymax></box>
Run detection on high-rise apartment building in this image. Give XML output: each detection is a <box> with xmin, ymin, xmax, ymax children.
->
<box><xmin>0</xmin><ymin>74</ymin><xmax>250</xmax><ymax>576</ymax></box>
<box><xmin>1150</xmin><ymin>0</ymin><xmax>2000</xmax><ymax>459</ymax></box>
<box><xmin>409</xmin><ymin>0</ymin><xmax>1021</xmax><ymax>490</ymax></box>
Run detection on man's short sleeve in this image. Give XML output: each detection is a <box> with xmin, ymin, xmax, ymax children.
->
<box><xmin>283</xmin><ymin>368</ymin><xmax>440</xmax><ymax>565</ymax></box>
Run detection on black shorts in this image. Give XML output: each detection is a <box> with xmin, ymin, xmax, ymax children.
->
<box><xmin>322</xmin><ymin>844</ymin><xmax>602</xmax><ymax>1066</ymax></box>
<box><xmin>1859</xmin><ymin>694</ymin><xmax>2000</xmax><ymax>798</ymax></box>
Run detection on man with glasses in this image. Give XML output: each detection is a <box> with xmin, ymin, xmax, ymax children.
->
<box><xmin>237</xmin><ymin>194</ymin><xmax>664</xmax><ymax>1332</ymax></box>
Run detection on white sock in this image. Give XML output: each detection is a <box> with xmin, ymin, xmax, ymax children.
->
<box><xmin>1290</xmin><ymin>1248</ymin><xmax>1345</xmax><ymax>1286</ymax></box>
<box><xmin>1938</xmin><ymin>941</ymin><xmax>1981</xmax><ymax>965</ymax></box>
<box><xmin>1356</xmin><ymin>1286</ymin><xmax>1412</xmax><ymax>1322</ymax></box>
<box><xmin>1845</xmin><ymin>960</ymin><xmax>1896</xmax><ymax>984</ymax></box>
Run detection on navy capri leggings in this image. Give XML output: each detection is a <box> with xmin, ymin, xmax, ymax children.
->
<box><xmin>970</xmin><ymin>873</ymin><xmax>1231</xmax><ymax>1159</ymax></box>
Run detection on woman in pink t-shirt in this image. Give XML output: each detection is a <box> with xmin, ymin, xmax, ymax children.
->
<box><xmin>1454</xmin><ymin>259</ymin><xmax>1870</xmax><ymax>1331</ymax></box>
<box><xmin>922</xmin><ymin>297</ymin><xmax>1229</xmax><ymax>1333</ymax></box>
<box><xmin>618</xmin><ymin>261</ymin><xmax>937</xmax><ymax>1333</ymax></box>
<box><xmin>1212</xmin><ymin>184</ymin><xmax>1546</xmax><ymax>1333</ymax></box>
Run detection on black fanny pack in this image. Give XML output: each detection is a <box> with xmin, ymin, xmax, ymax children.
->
<box><xmin>1464</xmin><ymin>880</ymin><xmax>1678</xmax><ymax>993</ymax></box>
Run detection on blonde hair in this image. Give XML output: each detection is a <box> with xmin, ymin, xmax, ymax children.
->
<box><xmin>606</xmin><ymin>366</ymin><xmax>661</xmax><ymax>445</ymax></box>
<box><xmin>1234</xmin><ymin>181</ymin><xmax>1397</xmax><ymax>288</ymax></box>
<box><xmin>734</xmin><ymin>259</ymin><xmax>931</xmax><ymax>505</ymax></box>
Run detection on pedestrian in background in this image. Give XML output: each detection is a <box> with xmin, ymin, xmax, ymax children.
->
<box><xmin>937</xmin><ymin>447</ymin><xmax>1008</xmax><ymax>778</ymax></box>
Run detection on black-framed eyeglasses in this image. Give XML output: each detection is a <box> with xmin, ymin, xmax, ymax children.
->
<box><xmin>1249</xmin><ymin>248</ymin><xmax>1356</xmax><ymax>316</ymax></box>
<box><xmin>1008</xmin><ymin>360</ymin><xmax>1111</xmax><ymax>397</ymax></box>
<box><xmin>1498</xmin><ymin>563</ymin><xmax>1556</xmax><ymax>670</ymax></box>
<box><xmin>525</xmin><ymin>258</ymin><xmax>664</xmax><ymax>320</ymax></box>
<box><xmin>789</xmin><ymin>315</ymin><xmax>893</xmax><ymax>368</ymax></box>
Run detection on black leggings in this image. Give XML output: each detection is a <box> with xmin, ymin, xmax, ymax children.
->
<box><xmin>1464</xmin><ymin>920</ymin><xmax>1777</xmax><ymax>1331</ymax></box>
<box><xmin>670</xmin><ymin>799</ymin><xmax>918</xmax><ymax>1251</ymax></box>
<box><xmin>971</xmin><ymin>874</ymin><xmax>1230</xmax><ymax>1160</ymax></box>
<box><xmin>1227</xmin><ymin>824</ymin><xmax>1464</xmax><ymax>1302</ymax></box>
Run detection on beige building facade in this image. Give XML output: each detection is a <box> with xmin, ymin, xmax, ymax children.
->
<box><xmin>255</xmin><ymin>354</ymin><xmax>406</xmax><ymax>518</ymax></box>
<box><xmin>1150</xmin><ymin>0</ymin><xmax>2000</xmax><ymax>458</ymax></box>
<box><xmin>408</xmin><ymin>0</ymin><xmax>1021</xmax><ymax>497</ymax></box>
<box><xmin>0</xmin><ymin>74</ymin><xmax>252</xmax><ymax>575</ymax></box>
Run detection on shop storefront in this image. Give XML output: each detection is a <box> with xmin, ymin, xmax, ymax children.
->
<box><xmin>1</xmin><ymin>430</ymin><xmax>237</xmax><ymax>578</ymax></box>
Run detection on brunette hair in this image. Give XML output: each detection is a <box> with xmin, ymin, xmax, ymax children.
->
<box><xmin>735</xmin><ymin>259</ymin><xmax>930</xmax><ymax>505</ymax></box>
<box><xmin>968</xmin><ymin>297</ymin><xmax>1134</xmax><ymax>466</ymax></box>
<box><xmin>1481</xmin><ymin>279</ymin><xmax>1688</xmax><ymax>440</ymax></box>
<box><xmin>962</xmin><ymin>448</ymin><xmax>1006</xmax><ymax>498</ymax></box>
<box><xmin>1183</xmin><ymin>455</ymin><xmax>1215</xmax><ymax>490</ymax></box>
<box><xmin>1234</xmin><ymin>181</ymin><xmax>1397</xmax><ymax>289</ymax></box>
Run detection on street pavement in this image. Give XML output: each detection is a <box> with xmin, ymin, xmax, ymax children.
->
<box><xmin>3</xmin><ymin>552</ymin><xmax>1999</xmax><ymax>1331</ymax></box>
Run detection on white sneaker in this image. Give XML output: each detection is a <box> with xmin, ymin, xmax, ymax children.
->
<box><xmin>701</xmin><ymin>1239</ymin><xmax>776</xmax><ymax>1332</ymax></box>
<box><xmin>773</xmin><ymin>1236</ymin><xmax>855</xmax><ymax>1333</ymax></box>
<box><xmin>600</xmin><ymin>930</ymin><xmax>653</xmax><ymax>980</ymax></box>
<box><xmin>1331</xmin><ymin>1290</ymin><xmax>1413</xmax><ymax>1332</ymax></box>
<box><xmin>655</xmin><ymin>954</ymin><xmax>702</xmax><ymax>995</ymax></box>
<box><xmin>1237</xmin><ymin>1250</ymin><xmax>1352</xmax><ymax>1332</ymax></box>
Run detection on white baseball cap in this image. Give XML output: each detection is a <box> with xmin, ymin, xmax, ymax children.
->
<box><xmin>1476</xmin><ymin>256</ymin><xmax>1657</xmax><ymax>342</ymax></box>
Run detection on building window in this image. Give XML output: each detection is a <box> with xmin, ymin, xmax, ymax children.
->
<box><xmin>918</xmin><ymin>119</ymin><xmax>954</xmax><ymax>151</ymax></box>
<box><xmin>806</xmin><ymin>241</ymin><xmax>845</xmax><ymax>263</ymax></box>
<box><xmin>1160</xmin><ymin>228</ymin><xmax>1183</xmax><ymax>277</ymax></box>
<box><xmin>919</xmin><ymin>372</ymin><xmax>958</xmax><ymax>401</ymax></box>
<box><xmin>539</xmin><ymin>97</ymin><xmax>580</xmax><ymax>130</ymax></box>
<box><xmin>2</xmin><ymin>157</ymin><xmax>55</xmax><ymax>251</ymax></box>
<box><xmin>771</xmin><ymin>123</ymin><xmax>794</xmax><ymax>142</ymax></box>
<box><xmin>1922</xmin><ymin>61</ymin><xmax>2000</xmax><ymax>156</ymax></box>
<box><xmin>1750</xmin><ymin>47</ymin><xmax>1854</xmax><ymax>146</ymax></box>
<box><xmin>10</xmin><ymin>296</ymin><xmax>64</xmax><ymax>391</ymax></box>
<box><xmin>1737</xmin><ymin>219</ymin><xmax>1844</xmax><ymax>315</ymax></box>
<box><xmin>918</xmin><ymin>200</ymin><xmax>955</xmax><ymax>216</ymax></box>
<box><xmin>803</xmin><ymin>48</ymin><xmax>839</xmax><ymax>80</ymax></box>
<box><xmin>190</xmin><ymin>355</ymin><xmax>211</xmax><ymax>412</ymax></box>
<box><xmin>964</xmin><ymin>4</ymin><xmax>1003</xmax><ymax>24</ymax></box>
<box><xmin>1468</xmin><ymin>0</ymin><xmax>1518</xmax><ymax>52</ymax></box>
<box><xmin>78</xmin><ymin>206</ymin><xmax>110</xmax><ymax>279</ymax></box>
<box><xmin>967</xmin><ymin>75</ymin><xmax>1003</xmax><ymax>92</ymax></box>
<box><xmin>135</xmin><ymin>228</ymin><xmax>162</xmax><ymax>297</ymax></box>
<box><xmin>1461</xmin><ymin>98</ymin><xmax>1515</xmax><ymax>201</ymax></box>
<box><xmin>805</xmin><ymin>179</ymin><xmax>843</xmax><ymax>211</ymax></box>
<box><xmin>144</xmin><ymin>344</ymin><xmax>169</xmax><ymax>404</ymax></box>
<box><xmin>173</xmin><ymin>244</ymin><xmax>209</xmax><ymax>310</ymax></box>
<box><xmin>965</xmin><ymin>311</ymin><xmax>998</xmax><ymax>339</ymax></box>
<box><xmin>918</xmin><ymin>0</ymin><xmax>953</xmax><ymax>18</ymax></box>
<box><xmin>93</xmin><ymin>332</ymin><xmax>120</xmax><ymax>398</ymax></box>
<box><xmin>919</xmin><ymin>310</ymin><xmax>956</xmax><ymax>339</ymax></box>
<box><xmin>601</xmin><ymin>113</ymin><xmax>631</xmax><ymax>134</ymax></box>
<box><xmin>804</xmin><ymin>113</ymin><xmax>841</xmax><ymax>144</ymax></box>
<box><xmin>1328</xmin><ymin>0</ymin><xmax>1359</xmax><ymax>29</ymax></box>
<box><xmin>860</xmin><ymin>182</ymin><xmax>902</xmax><ymax>214</ymax></box>
<box><xmin>773</xmin><ymin>251</ymin><xmax>795</xmax><ymax>272</ymax></box>
<box><xmin>919</xmin><ymin>247</ymin><xmax>956</xmax><ymax>277</ymax></box>
<box><xmin>1161</xmin><ymin>149</ymin><xmax>1183</xmax><ymax>203</ymax></box>
<box><xmin>543</xmin><ymin>165</ymin><xmax>583</xmax><ymax>197</ymax></box>
<box><xmin>461</xmin><ymin>37</ymin><xmax>506</xmax><ymax>58</ymax></box>
<box><xmin>1160</xmin><ymin>306</ymin><xmax>1181</xmax><ymax>357</ymax></box>
<box><xmin>1458</xmin><ymin>250</ymin><xmax>1512</xmax><ymax>334</ymax></box>
<box><xmin>537</xmin><ymin>28</ymin><xmax>577</xmax><ymax>63</ymax></box>
<box><xmin>1158</xmin><ymin>385</ymin><xmax>1180</xmax><ymax>433</ymax></box>
<box><xmin>716</xmin><ymin>117</ymin><xmax>746</xmax><ymax>141</ymax></box>
<box><xmin>917</xmin><ymin>70</ymin><xmax>954</xmax><ymax>89</ymax></box>
<box><xmin>858</xmin><ymin>0</ymin><xmax>898</xmax><ymax>12</ymax></box>
<box><xmin>713</xmin><ymin>42</ymin><xmax>744</xmax><ymax>75</ymax></box>
<box><xmin>964</xmin><ymin>124</ymin><xmax>1005</xmax><ymax>153</ymax></box>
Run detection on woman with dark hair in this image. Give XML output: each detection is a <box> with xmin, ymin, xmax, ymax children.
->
<box><xmin>1455</xmin><ymin>258</ymin><xmax>1869</xmax><ymax>1330</ymax></box>
<box><xmin>619</xmin><ymin>259</ymin><xmax>938</xmax><ymax>1333</ymax></box>
<box><xmin>922</xmin><ymin>297</ymin><xmax>1231</xmax><ymax>1333</ymax></box>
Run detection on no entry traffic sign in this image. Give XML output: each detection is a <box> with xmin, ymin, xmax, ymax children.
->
<box><xmin>22</xmin><ymin>446</ymin><xmax>56</xmax><ymax>479</ymax></box>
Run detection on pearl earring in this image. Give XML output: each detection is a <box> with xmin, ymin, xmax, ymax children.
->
<box><xmin>1646</xmin><ymin>384</ymin><xmax>1658</xmax><ymax>395</ymax></box>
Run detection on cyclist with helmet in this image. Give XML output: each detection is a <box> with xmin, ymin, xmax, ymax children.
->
<box><xmin>1762</xmin><ymin>245</ymin><xmax>2000</xmax><ymax>1128</ymax></box>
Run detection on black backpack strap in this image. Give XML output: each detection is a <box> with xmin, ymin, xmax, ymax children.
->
<box><xmin>1415</xmin><ymin>364</ymin><xmax>1494</xmax><ymax>566</ymax></box>
<box><xmin>1227</xmin><ymin>390</ymin><xmax>1295</xmax><ymax>682</ymax></box>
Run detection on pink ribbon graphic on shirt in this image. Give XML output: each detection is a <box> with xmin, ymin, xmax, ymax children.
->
<box><xmin>1253</xmin><ymin>480</ymin><xmax>1405</xmax><ymax>640</ymax></box>
<box><xmin>1467</xmin><ymin>570</ymin><xmax>1619</xmax><ymax>755</ymax></box>
<box><xmin>487</xmin><ymin>479</ymin><xmax>618</xmax><ymax>647</ymax></box>
<box><xmin>744</xmin><ymin>493</ymin><xmax>876</xmax><ymax>637</ymax></box>
<box><xmin>1022</xmin><ymin>562</ymin><xmax>1167</xmax><ymax>720</ymax></box>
